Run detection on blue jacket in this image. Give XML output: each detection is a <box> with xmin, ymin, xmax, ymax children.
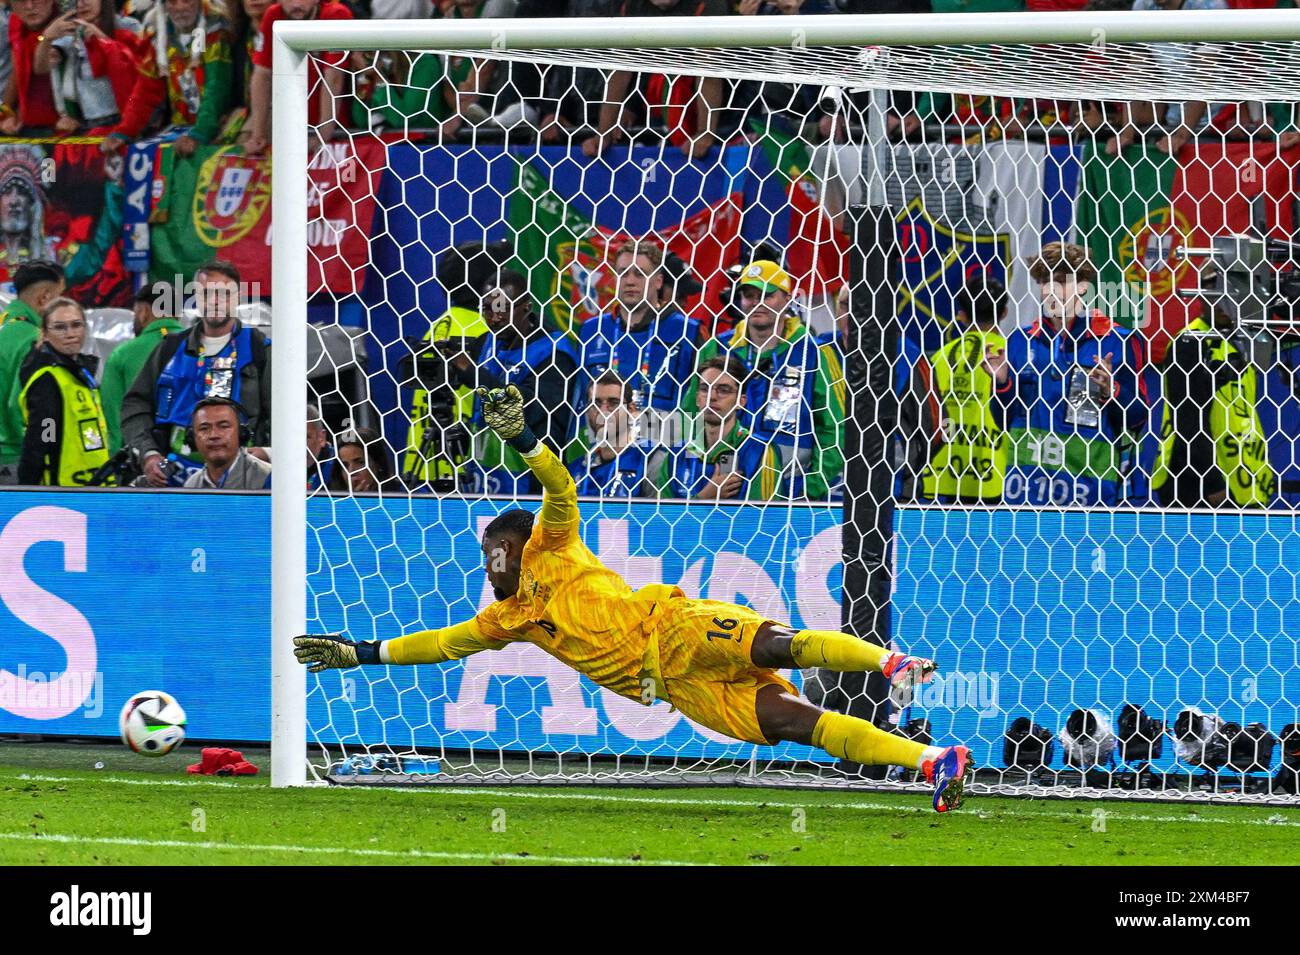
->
<box><xmin>994</xmin><ymin>310</ymin><xmax>1148</xmax><ymax>506</ymax></box>
<box><xmin>575</xmin><ymin>306</ymin><xmax>699</xmax><ymax>413</ymax></box>
<box><xmin>155</xmin><ymin>325</ymin><xmax>258</xmax><ymax>429</ymax></box>
<box><xmin>567</xmin><ymin>441</ymin><xmax>648</xmax><ymax>498</ymax></box>
<box><xmin>652</xmin><ymin>419</ymin><xmax>782</xmax><ymax>501</ymax></box>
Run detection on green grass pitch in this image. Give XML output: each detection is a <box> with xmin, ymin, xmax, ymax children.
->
<box><xmin>1</xmin><ymin>743</ymin><xmax>1297</xmax><ymax>865</ymax></box>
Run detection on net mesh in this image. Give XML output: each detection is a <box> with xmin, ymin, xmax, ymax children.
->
<box><xmin>453</xmin><ymin>41</ymin><xmax>1300</xmax><ymax>103</ymax></box>
<box><xmin>286</xmin><ymin>35</ymin><xmax>1300</xmax><ymax>804</ymax></box>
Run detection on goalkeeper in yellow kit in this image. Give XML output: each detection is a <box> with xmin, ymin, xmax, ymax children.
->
<box><xmin>295</xmin><ymin>386</ymin><xmax>974</xmax><ymax>811</ymax></box>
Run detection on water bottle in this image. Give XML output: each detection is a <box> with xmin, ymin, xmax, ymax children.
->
<box><xmin>400</xmin><ymin>756</ymin><xmax>441</xmax><ymax>776</ymax></box>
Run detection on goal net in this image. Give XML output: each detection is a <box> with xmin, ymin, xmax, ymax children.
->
<box><xmin>270</xmin><ymin>12</ymin><xmax>1300</xmax><ymax>804</ymax></box>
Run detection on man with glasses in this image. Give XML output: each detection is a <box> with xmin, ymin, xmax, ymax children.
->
<box><xmin>652</xmin><ymin>355</ymin><xmax>782</xmax><ymax>501</ymax></box>
<box><xmin>565</xmin><ymin>370</ymin><xmax>647</xmax><ymax>498</ymax></box>
<box><xmin>693</xmin><ymin>259</ymin><xmax>845</xmax><ymax>500</ymax></box>
<box><xmin>575</xmin><ymin>240</ymin><xmax>699</xmax><ymax>453</ymax></box>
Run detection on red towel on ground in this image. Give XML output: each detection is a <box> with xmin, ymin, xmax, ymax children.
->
<box><xmin>186</xmin><ymin>747</ymin><xmax>260</xmax><ymax>776</ymax></box>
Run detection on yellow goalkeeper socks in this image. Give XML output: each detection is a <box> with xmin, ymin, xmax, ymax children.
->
<box><xmin>811</xmin><ymin>710</ymin><xmax>936</xmax><ymax>770</ymax></box>
<box><xmin>790</xmin><ymin>629</ymin><xmax>890</xmax><ymax>672</ymax></box>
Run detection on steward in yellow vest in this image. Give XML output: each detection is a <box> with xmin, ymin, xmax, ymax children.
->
<box><xmin>921</xmin><ymin>275</ymin><xmax>1009</xmax><ymax>502</ymax></box>
<box><xmin>17</xmin><ymin>299</ymin><xmax>111</xmax><ymax>486</ymax></box>
<box><xmin>1152</xmin><ymin>314</ymin><xmax>1276</xmax><ymax>508</ymax></box>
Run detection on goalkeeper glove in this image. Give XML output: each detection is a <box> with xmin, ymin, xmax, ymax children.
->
<box><xmin>476</xmin><ymin>384</ymin><xmax>537</xmax><ymax>453</ymax></box>
<box><xmin>293</xmin><ymin>634</ymin><xmax>382</xmax><ymax>672</ymax></box>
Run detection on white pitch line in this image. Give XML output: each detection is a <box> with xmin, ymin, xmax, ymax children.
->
<box><xmin>422</xmin><ymin>787</ymin><xmax>1300</xmax><ymax>829</ymax></box>
<box><xmin>0</xmin><ymin>831</ymin><xmax>704</xmax><ymax>866</ymax></box>
<box><xmin>11</xmin><ymin>771</ymin><xmax>1299</xmax><ymax>830</ymax></box>
<box><xmin>13</xmin><ymin>772</ymin><xmax>245</xmax><ymax>789</ymax></box>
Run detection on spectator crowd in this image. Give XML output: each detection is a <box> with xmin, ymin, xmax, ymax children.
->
<box><xmin>1</xmin><ymin>0</ymin><xmax>1299</xmax><ymax>506</ymax></box>
<box><xmin>1</xmin><ymin>232</ymin><xmax>1295</xmax><ymax>512</ymax></box>
<box><xmin>4</xmin><ymin>0</ymin><xmax>1299</xmax><ymax>150</ymax></box>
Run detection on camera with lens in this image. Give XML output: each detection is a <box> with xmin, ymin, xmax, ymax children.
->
<box><xmin>401</xmin><ymin>236</ymin><xmax>511</xmax><ymax>394</ymax></box>
<box><xmin>399</xmin><ymin>335</ymin><xmax>468</xmax><ymax>393</ymax></box>
<box><xmin>1178</xmin><ymin>234</ymin><xmax>1300</xmax><ymax>332</ymax></box>
<box><xmin>399</xmin><ymin>336</ymin><xmax>474</xmax><ymax>492</ymax></box>
<box><xmin>86</xmin><ymin>446</ymin><xmax>143</xmax><ymax>487</ymax></box>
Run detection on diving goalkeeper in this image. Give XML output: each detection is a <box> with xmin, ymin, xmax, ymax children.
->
<box><xmin>295</xmin><ymin>386</ymin><xmax>974</xmax><ymax>812</ymax></box>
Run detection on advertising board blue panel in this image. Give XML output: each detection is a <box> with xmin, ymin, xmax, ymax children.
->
<box><xmin>0</xmin><ymin>493</ymin><xmax>838</xmax><ymax>765</ymax></box>
<box><xmin>3</xmin><ymin>494</ymin><xmax>1293</xmax><ymax>772</ymax></box>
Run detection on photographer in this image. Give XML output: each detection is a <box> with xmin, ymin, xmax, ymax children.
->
<box><xmin>120</xmin><ymin>261</ymin><xmax>271</xmax><ymax>487</ymax></box>
<box><xmin>182</xmin><ymin>397</ymin><xmax>272</xmax><ymax>490</ymax></box>
<box><xmin>400</xmin><ymin>241</ymin><xmax>494</xmax><ymax>490</ymax></box>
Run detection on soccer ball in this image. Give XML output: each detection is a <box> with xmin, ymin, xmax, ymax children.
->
<box><xmin>119</xmin><ymin>691</ymin><xmax>187</xmax><ymax>757</ymax></box>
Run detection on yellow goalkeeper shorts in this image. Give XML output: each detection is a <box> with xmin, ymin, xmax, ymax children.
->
<box><xmin>645</xmin><ymin>598</ymin><xmax>797</xmax><ymax>746</ymax></box>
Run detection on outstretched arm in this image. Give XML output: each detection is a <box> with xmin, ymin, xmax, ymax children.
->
<box><xmin>294</xmin><ymin>618</ymin><xmax>507</xmax><ymax>671</ymax></box>
<box><xmin>525</xmin><ymin>441</ymin><xmax>578</xmax><ymax>536</ymax></box>
<box><xmin>478</xmin><ymin>385</ymin><xmax>578</xmax><ymax>539</ymax></box>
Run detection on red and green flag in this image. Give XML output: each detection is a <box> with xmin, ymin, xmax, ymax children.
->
<box><xmin>1074</xmin><ymin>140</ymin><xmax>1300</xmax><ymax>363</ymax></box>
<box><xmin>507</xmin><ymin>156</ymin><xmax>742</xmax><ymax>334</ymax></box>
<box><xmin>749</xmin><ymin>117</ymin><xmax>849</xmax><ymax>298</ymax></box>
<box><xmin>1072</xmin><ymin>141</ymin><xmax>1182</xmax><ymax>353</ymax></box>
<box><xmin>149</xmin><ymin>138</ymin><xmax>385</xmax><ymax>295</ymax></box>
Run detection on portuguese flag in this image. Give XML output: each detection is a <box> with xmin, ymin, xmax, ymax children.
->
<box><xmin>507</xmin><ymin>155</ymin><xmax>742</xmax><ymax>335</ymax></box>
<box><xmin>1072</xmin><ymin>141</ymin><xmax>1180</xmax><ymax>349</ymax></box>
<box><xmin>1148</xmin><ymin>140</ymin><xmax>1300</xmax><ymax>362</ymax></box>
<box><xmin>149</xmin><ymin>139</ymin><xmax>385</xmax><ymax>296</ymax></box>
<box><xmin>1074</xmin><ymin>140</ymin><xmax>1300</xmax><ymax>363</ymax></box>
<box><xmin>149</xmin><ymin>144</ymin><xmax>272</xmax><ymax>290</ymax></box>
<box><xmin>749</xmin><ymin>116</ymin><xmax>849</xmax><ymax>297</ymax></box>
<box><xmin>508</xmin><ymin>159</ymin><xmax>594</xmax><ymax>333</ymax></box>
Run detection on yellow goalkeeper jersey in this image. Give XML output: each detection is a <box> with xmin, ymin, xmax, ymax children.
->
<box><xmin>385</xmin><ymin>441</ymin><xmax>679</xmax><ymax>701</ymax></box>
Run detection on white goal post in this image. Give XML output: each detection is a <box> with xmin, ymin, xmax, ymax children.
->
<box><xmin>270</xmin><ymin>11</ymin><xmax>1300</xmax><ymax>793</ymax></box>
